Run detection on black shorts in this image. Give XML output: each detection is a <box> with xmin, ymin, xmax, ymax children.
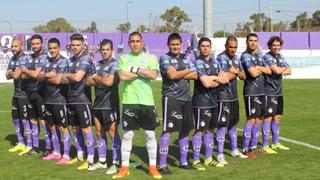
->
<box><xmin>45</xmin><ymin>104</ymin><xmax>68</xmax><ymax>127</ymax></box>
<box><xmin>27</xmin><ymin>91</ymin><xmax>45</xmax><ymax>120</ymax></box>
<box><xmin>121</xmin><ymin>104</ymin><xmax>160</xmax><ymax>131</ymax></box>
<box><xmin>265</xmin><ymin>96</ymin><xmax>283</xmax><ymax>116</ymax></box>
<box><xmin>12</xmin><ymin>97</ymin><xmax>28</xmax><ymax>120</ymax></box>
<box><xmin>68</xmin><ymin>104</ymin><xmax>92</xmax><ymax>128</ymax></box>
<box><xmin>93</xmin><ymin>109</ymin><xmax>120</xmax><ymax>131</ymax></box>
<box><xmin>228</xmin><ymin>100</ymin><xmax>240</xmax><ymax>127</ymax></box>
<box><xmin>162</xmin><ymin>97</ymin><xmax>194</xmax><ymax>132</ymax></box>
<box><xmin>244</xmin><ymin>96</ymin><xmax>266</xmax><ymax>118</ymax></box>
<box><xmin>217</xmin><ymin>101</ymin><xmax>232</xmax><ymax>127</ymax></box>
<box><xmin>193</xmin><ymin>107</ymin><xmax>219</xmax><ymax>130</ymax></box>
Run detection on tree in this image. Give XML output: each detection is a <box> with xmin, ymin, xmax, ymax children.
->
<box><xmin>116</xmin><ymin>22</ymin><xmax>131</xmax><ymax>33</ymax></box>
<box><xmin>214</xmin><ymin>31</ymin><xmax>233</xmax><ymax>38</ymax></box>
<box><xmin>272</xmin><ymin>21</ymin><xmax>288</xmax><ymax>32</ymax></box>
<box><xmin>82</xmin><ymin>21</ymin><xmax>98</xmax><ymax>33</ymax></box>
<box><xmin>160</xmin><ymin>6</ymin><xmax>191</xmax><ymax>32</ymax></box>
<box><xmin>136</xmin><ymin>24</ymin><xmax>148</xmax><ymax>33</ymax></box>
<box><xmin>310</xmin><ymin>10</ymin><xmax>320</xmax><ymax>29</ymax></box>
<box><xmin>290</xmin><ymin>12</ymin><xmax>311</xmax><ymax>31</ymax></box>
<box><xmin>32</xmin><ymin>17</ymin><xmax>76</xmax><ymax>33</ymax></box>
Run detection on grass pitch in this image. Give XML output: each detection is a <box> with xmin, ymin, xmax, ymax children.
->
<box><xmin>0</xmin><ymin>80</ymin><xmax>320</xmax><ymax>180</ymax></box>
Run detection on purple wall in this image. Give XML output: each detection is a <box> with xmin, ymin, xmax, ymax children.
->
<box><xmin>281</xmin><ymin>32</ymin><xmax>310</xmax><ymax>49</ymax></box>
<box><xmin>309</xmin><ymin>32</ymin><xmax>320</xmax><ymax>49</ymax></box>
<box><xmin>256</xmin><ymin>32</ymin><xmax>281</xmax><ymax>49</ymax></box>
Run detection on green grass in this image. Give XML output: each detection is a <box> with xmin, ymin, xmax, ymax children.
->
<box><xmin>1</xmin><ymin>80</ymin><xmax>320</xmax><ymax>180</ymax></box>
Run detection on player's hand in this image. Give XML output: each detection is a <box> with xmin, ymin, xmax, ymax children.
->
<box><xmin>230</xmin><ymin>66</ymin><xmax>238</xmax><ymax>74</ymax></box>
<box><xmin>128</xmin><ymin>67</ymin><xmax>140</xmax><ymax>74</ymax></box>
<box><xmin>21</xmin><ymin>67</ymin><xmax>27</xmax><ymax>72</ymax></box>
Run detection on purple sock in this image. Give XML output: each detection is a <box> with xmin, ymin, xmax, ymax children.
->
<box><xmin>192</xmin><ymin>132</ymin><xmax>202</xmax><ymax>161</ymax></box>
<box><xmin>242</xmin><ymin>122</ymin><xmax>253</xmax><ymax>151</ymax></box>
<box><xmin>271</xmin><ymin>121</ymin><xmax>280</xmax><ymax>144</ymax></box>
<box><xmin>51</xmin><ymin>130</ymin><xmax>61</xmax><ymax>154</ymax></box>
<box><xmin>228</xmin><ymin>126</ymin><xmax>237</xmax><ymax>151</ymax></box>
<box><xmin>13</xmin><ymin>119</ymin><xmax>24</xmax><ymax>145</ymax></box>
<box><xmin>74</xmin><ymin>130</ymin><xmax>85</xmax><ymax>152</ymax></box>
<box><xmin>63</xmin><ymin>131</ymin><xmax>71</xmax><ymax>157</ymax></box>
<box><xmin>262</xmin><ymin>120</ymin><xmax>271</xmax><ymax>147</ymax></box>
<box><xmin>86</xmin><ymin>132</ymin><xmax>95</xmax><ymax>163</ymax></box>
<box><xmin>203</xmin><ymin>132</ymin><xmax>213</xmax><ymax>159</ymax></box>
<box><xmin>250</xmin><ymin>122</ymin><xmax>260</xmax><ymax>148</ymax></box>
<box><xmin>112</xmin><ymin>135</ymin><xmax>121</xmax><ymax>163</ymax></box>
<box><xmin>178</xmin><ymin>133</ymin><xmax>189</xmax><ymax>165</ymax></box>
<box><xmin>216</xmin><ymin>127</ymin><xmax>226</xmax><ymax>155</ymax></box>
<box><xmin>97</xmin><ymin>136</ymin><xmax>107</xmax><ymax>160</ymax></box>
<box><xmin>159</xmin><ymin>132</ymin><xmax>170</xmax><ymax>168</ymax></box>
<box><xmin>31</xmin><ymin>123</ymin><xmax>39</xmax><ymax>148</ymax></box>
<box><xmin>22</xmin><ymin>119</ymin><xmax>32</xmax><ymax>147</ymax></box>
<box><xmin>43</xmin><ymin>124</ymin><xmax>52</xmax><ymax>150</ymax></box>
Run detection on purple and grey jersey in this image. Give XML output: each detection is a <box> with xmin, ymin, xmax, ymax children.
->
<box><xmin>67</xmin><ymin>53</ymin><xmax>92</xmax><ymax>104</ymax></box>
<box><xmin>7</xmin><ymin>53</ymin><xmax>30</xmax><ymax>98</ymax></box>
<box><xmin>192</xmin><ymin>57</ymin><xmax>221</xmax><ymax>108</ymax></box>
<box><xmin>159</xmin><ymin>53</ymin><xmax>196</xmax><ymax>101</ymax></box>
<box><xmin>263</xmin><ymin>52</ymin><xmax>289</xmax><ymax>96</ymax></box>
<box><xmin>26</xmin><ymin>52</ymin><xmax>48</xmax><ymax>92</ymax></box>
<box><xmin>216</xmin><ymin>52</ymin><xmax>244</xmax><ymax>101</ymax></box>
<box><xmin>43</xmin><ymin>56</ymin><xmax>68</xmax><ymax>104</ymax></box>
<box><xmin>240</xmin><ymin>51</ymin><xmax>267</xmax><ymax>96</ymax></box>
<box><xmin>93</xmin><ymin>58</ymin><xmax>119</xmax><ymax>110</ymax></box>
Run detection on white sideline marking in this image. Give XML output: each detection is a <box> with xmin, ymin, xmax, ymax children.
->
<box><xmin>238</xmin><ymin>128</ymin><xmax>320</xmax><ymax>151</ymax></box>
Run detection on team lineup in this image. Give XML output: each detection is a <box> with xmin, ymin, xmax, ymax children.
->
<box><xmin>5</xmin><ymin>32</ymin><xmax>291</xmax><ymax>179</ymax></box>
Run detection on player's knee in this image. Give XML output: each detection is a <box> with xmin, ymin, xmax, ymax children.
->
<box><xmin>144</xmin><ymin>130</ymin><xmax>155</xmax><ymax>141</ymax></box>
<box><xmin>274</xmin><ymin>115</ymin><xmax>282</xmax><ymax>122</ymax></box>
<box><xmin>81</xmin><ymin>126</ymin><xmax>92</xmax><ymax>134</ymax></box>
<box><xmin>247</xmin><ymin>118</ymin><xmax>255</xmax><ymax>124</ymax></box>
<box><xmin>123</xmin><ymin>130</ymin><xmax>134</xmax><ymax>141</ymax></box>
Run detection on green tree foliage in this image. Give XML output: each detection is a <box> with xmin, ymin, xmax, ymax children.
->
<box><xmin>136</xmin><ymin>24</ymin><xmax>148</xmax><ymax>33</ymax></box>
<box><xmin>82</xmin><ymin>21</ymin><xmax>99</xmax><ymax>33</ymax></box>
<box><xmin>32</xmin><ymin>17</ymin><xmax>76</xmax><ymax>33</ymax></box>
<box><xmin>290</xmin><ymin>12</ymin><xmax>311</xmax><ymax>31</ymax></box>
<box><xmin>116</xmin><ymin>22</ymin><xmax>131</xmax><ymax>33</ymax></box>
<box><xmin>160</xmin><ymin>6</ymin><xmax>191</xmax><ymax>32</ymax></box>
<box><xmin>214</xmin><ymin>31</ymin><xmax>233</xmax><ymax>37</ymax></box>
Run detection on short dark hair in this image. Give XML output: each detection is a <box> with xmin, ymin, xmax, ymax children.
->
<box><xmin>167</xmin><ymin>33</ymin><xmax>182</xmax><ymax>45</ymax></box>
<box><xmin>198</xmin><ymin>37</ymin><xmax>211</xmax><ymax>48</ymax></box>
<box><xmin>70</xmin><ymin>33</ymin><xmax>84</xmax><ymax>42</ymax></box>
<box><xmin>30</xmin><ymin>34</ymin><xmax>43</xmax><ymax>43</ymax></box>
<box><xmin>226</xmin><ymin>35</ymin><xmax>238</xmax><ymax>45</ymax></box>
<box><xmin>267</xmin><ymin>36</ymin><xmax>284</xmax><ymax>49</ymax></box>
<box><xmin>246</xmin><ymin>33</ymin><xmax>258</xmax><ymax>41</ymax></box>
<box><xmin>48</xmin><ymin>38</ymin><xmax>60</xmax><ymax>47</ymax></box>
<box><xmin>129</xmin><ymin>32</ymin><xmax>142</xmax><ymax>40</ymax></box>
<box><xmin>100</xmin><ymin>39</ymin><xmax>113</xmax><ymax>49</ymax></box>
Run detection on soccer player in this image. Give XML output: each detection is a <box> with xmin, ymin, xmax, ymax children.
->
<box><xmin>61</xmin><ymin>33</ymin><xmax>95</xmax><ymax>170</ymax></box>
<box><xmin>6</xmin><ymin>38</ymin><xmax>33</xmax><ymax>154</ymax></box>
<box><xmin>112</xmin><ymin>32</ymin><xmax>161</xmax><ymax>179</ymax></box>
<box><xmin>240</xmin><ymin>33</ymin><xmax>271</xmax><ymax>158</ymax></box>
<box><xmin>216</xmin><ymin>36</ymin><xmax>247</xmax><ymax>165</ymax></box>
<box><xmin>191</xmin><ymin>37</ymin><xmax>228</xmax><ymax>170</ymax></box>
<box><xmin>262</xmin><ymin>36</ymin><xmax>291</xmax><ymax>152</ymax></box>
<box><xmin>85</xmin><ymin>39</ymin><xmax>121</xmax><ymax>174</ymax></box>
<box><xmin>158</xmin><ymin>33</ymin><xmax>198</xmax><ymax>174</ymax></box>
<box><xmin>39</xmin><ymin>38</ymin><xmax>71</xmax><ymax>164</ymax></box>
<box><xmin>21</xmin><ymin>34</ymin><xmax>51</xmax><ymax>156</ymax></box>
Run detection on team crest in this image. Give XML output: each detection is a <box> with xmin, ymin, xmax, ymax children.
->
<box><xmin>251</xmin><ymin>108</ymin><xmax>256</xmax><ymax>114</ymax></box>
<box><xmin>123</xmin><ymin>121</ymin><xmax>128</xmax><ymax>127</ymax></box>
